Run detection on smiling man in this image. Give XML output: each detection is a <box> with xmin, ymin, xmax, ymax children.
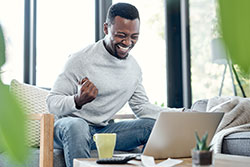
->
<box><xmin>46</xmin><ymin>3</ymin><xmax>170</xmax><ymax>167</ymax></box>
<box><xmin>103</xmin><ymin>13</ymin><xmax>139</xmax><ymax>59</ymax></box>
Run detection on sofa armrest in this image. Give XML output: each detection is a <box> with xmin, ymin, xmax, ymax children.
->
<box><xmin>29</xmin><ymin>113</ymin><xmax>54</xmax><ymax>167</ymax></box>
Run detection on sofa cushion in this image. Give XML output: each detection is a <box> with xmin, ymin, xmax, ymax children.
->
<box><xmin>191</xmin><ymin>99</ymin><xmax>208</xmax><ymax>112</ymax></box>
<box><xmin>222</xmin><ymin>131</ymin><xmax>250</xmax><ymax>156</ymax></box>
<box><xmin>9</xmin><ymin>79</ymin><xmax>49</xmax><ymax>147</ymax></box>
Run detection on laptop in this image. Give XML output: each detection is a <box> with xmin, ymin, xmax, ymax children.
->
<box><xmin>143</xmin><ymin>111</ymin><xmax>224</xmax><ymax>159</ymax></box>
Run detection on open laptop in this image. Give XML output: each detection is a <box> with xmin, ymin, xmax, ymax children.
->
<box><xmin>143</xmin><ymin>111</ymin><xmax>224</xmax><ymax>159</ymax></box>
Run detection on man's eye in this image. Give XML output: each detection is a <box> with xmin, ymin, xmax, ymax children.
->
<box><xmin>116</xmin><ymin>35</ymin><xmax>126</xmax><ymax>38</ymax></box>
<box><xmin>132</xmin><ymin>36</ymin><xmax>139</xmax><ymax>40</ymax></box>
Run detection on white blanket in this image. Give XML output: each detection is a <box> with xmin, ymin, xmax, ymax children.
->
<box><xmin>207</xmin><ymin>96</ymin><xmax>250</xmax><ymax>153</ymax></box>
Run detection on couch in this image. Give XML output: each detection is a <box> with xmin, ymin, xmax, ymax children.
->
<box><xmin>191</xmin><ymin>99</ymin><xmax>250</xmax><ymax>156</ymax></box>
<box><xmin>0</xmin><ymin>79</ymin><xmax>140</xmax><ymax>167</ymax></box>
<box><xmin>0</xmin><ymin>80</ymin><xmax>249</xmax><ymax>167</ymax></box>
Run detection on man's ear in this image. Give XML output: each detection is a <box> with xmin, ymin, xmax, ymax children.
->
<box><xmin>103</xmin><ymin>23</ymin><xmax>108</xmax><ymax>35</ymax></box>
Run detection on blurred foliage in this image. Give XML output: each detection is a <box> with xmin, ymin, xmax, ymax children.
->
<box><xmin>218</xmin><ymin>0</ymin><xmax>250</xmax><ymax>74</ymax></box>
<box><xmin>0</xmin><ymin>24</ymin><xmax>28</xmax><ymax>163</ymax></box>
<box><xmin>0</xmin><ymin>25</ymin><xmax>5</xmax><ymax>67</ymax></box>
<box><xmin>155</xmin><ymin>101</ymin><xmax>165</xmax><ymax>107</ymax></box>
<box><xmin>234</xmin><ymin>65</ymin><xmax>250</xmax><ymax>97</ymax></box>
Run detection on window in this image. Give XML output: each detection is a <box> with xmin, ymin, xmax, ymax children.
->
<box><xmin>113</xmin><ymin>0</ymin><xmax>167</xmax><ymax>113</ymax></box>
<box><xmin>36</xmin><ymin>0</ymin><xmax>95</xmax><ymax>88</ymax></box>
<box><xmin>1</xmin><ymin>0</ymin><xmax>166</xmax><ymax>114</ymax></box>
<box><xmin>0</xmin><ymin>0</ymin><xmax>24</xmax><ymax>84</ymax></box>
<box><xmin>190</xmin><ymin>0</ymin><xmax>235</xmax><ymax>102</ymax></box>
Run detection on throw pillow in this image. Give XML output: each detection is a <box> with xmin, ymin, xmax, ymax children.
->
<box><xmin>9</xmin><ymin>79</ymin><xmax>49</xmax><ymax>148</ymax></box>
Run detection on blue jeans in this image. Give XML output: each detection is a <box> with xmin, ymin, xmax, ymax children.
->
<box><xmin>53</xmin><ymin>117</ymin><xmax>155</xmax><ymax>167</ymax></box>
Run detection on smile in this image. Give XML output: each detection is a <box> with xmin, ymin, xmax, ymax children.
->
<box><xmin>117</xmin><ymin>44</ymin><xmax>130</xmax><ymax>52</ymax></box>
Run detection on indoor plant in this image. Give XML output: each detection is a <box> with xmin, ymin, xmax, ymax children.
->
<box><xmin>192</xmin><ymin>132</ymin><xmax>213</xmax><ymax>166</ymax></box>
<box><xmin>0</xmin><ymin>24</ymin><xmax>28</xmax><ymax>164</ymax></box>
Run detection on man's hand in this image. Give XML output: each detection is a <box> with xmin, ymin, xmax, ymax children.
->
<box><xmin>74</xmin><ymin>77</ymin><xmax>98</xmax><ymax>109</ymax></box>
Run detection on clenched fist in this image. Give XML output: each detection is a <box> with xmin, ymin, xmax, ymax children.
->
<box><xmin>74</xmin><ymin>77</ymin><xmax>98</xmax><ymax>109</ymax></box>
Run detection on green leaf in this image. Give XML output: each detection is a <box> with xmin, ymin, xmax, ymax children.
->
<box><xmin>0</xmin><ymin>24</ymin><xmax>5</xmax><ymax>68</ymax></box>
<box><xmin>0</xmin><ymin>82</ymin><xmax>28</xmax><ymax>163</ymax></box>
<box><xmin>219</xmin><ymin>0</ymin><xmax>250</xmax><ymax>73</ymax></box>
<box><xmin>194</xmin><ymin>131</ymin><xmax>210</xmax><ymax>150</ymax></box>
<box><xmin>207</xmin><ymin>145</ymin><xmax>212</xmax><ymax>151</ymax></box>
<box><xmin>201</xmin><ymin>132</ymin><xmax>208</xmax><ymax>145</ymax></box>
<box><xmin>195</xmin><ymin>131</ymin><xmax>201</xmax><ymax>144</ymax></box>
<box><xmin>201</xmin><ymin>142</ymin><xmax>206</xmax><ymax>150</ymax></box>
<box><xmin>195</xmin><ymin>143</ymin><xmax>199</xmax><ymax>150</ymax></box>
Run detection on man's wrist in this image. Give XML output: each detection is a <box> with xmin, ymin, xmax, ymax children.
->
<box><xmin>74</xmin><ymin>95</ymin><xmax>82</xmax><ymax>110</ymax></box>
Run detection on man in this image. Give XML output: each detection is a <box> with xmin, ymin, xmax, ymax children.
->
<box><xmin>47</xmin><ymin>3</ymin><xmax>171</xmax><ymax>167</ymax></box>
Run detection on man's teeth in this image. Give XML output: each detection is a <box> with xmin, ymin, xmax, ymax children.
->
<box><xmin>119</xmin><ymin>45</ymin><xmax>129</xmax><ymax>52</ymax></box>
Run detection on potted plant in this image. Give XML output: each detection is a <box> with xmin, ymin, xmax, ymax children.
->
<box><xmin>192</xmin><ymin>131</ymin><xmax>213</xmax><ymax>166</ymax></box>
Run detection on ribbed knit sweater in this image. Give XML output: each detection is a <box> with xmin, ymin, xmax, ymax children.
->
<box><xmin>46</xmin><ymin>40</ymin><xmax>166</xmax><ymax>126</ymax></box>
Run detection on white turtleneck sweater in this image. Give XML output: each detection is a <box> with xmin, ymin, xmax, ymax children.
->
<box><xmin>46</xmin><ymin>39</ymin><xmax>167</xmax><ymax>126</ymax></box>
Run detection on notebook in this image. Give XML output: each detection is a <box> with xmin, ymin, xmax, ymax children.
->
<box><xmin>143</xmin><ymin>111</ymin><xmax>224</xmax><ymax>159</ymax></box>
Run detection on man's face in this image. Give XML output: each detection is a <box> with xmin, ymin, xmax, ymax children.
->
<box><xmin>103</xmin><ymin>16</ymin><xmax>140</xmax><ymax>59</ymax></box>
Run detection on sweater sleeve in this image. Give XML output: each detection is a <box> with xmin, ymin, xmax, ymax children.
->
<box><xmin>46</xmin><ymin>57</ymin><xmax>81</xmax><ymax>116</ymax></box>
<box><xmin>128</xmin><ymin>78</ymin><xmax>164</xmax><ymax>120</ymax></box>
<box><xmin>128</xmin><ymin>78</ymin><xmax>184</xmax><ymax>120</ymax></box>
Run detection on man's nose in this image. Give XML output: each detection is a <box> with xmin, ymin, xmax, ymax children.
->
<box><xmin>122</xmin><ymin>37</ymin><xmax>133</xmax><ymax>46</ymax></box>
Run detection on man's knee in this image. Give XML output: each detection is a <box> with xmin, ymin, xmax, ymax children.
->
<box><xmin>139</xmin><ymin>118</ymin><xmax>155</xmax><ymax>130</ymax></box>
<box><xmin>54</xmin><ymin>117</ymin><xmax>90</xmax><ymax>141</ymax></box>
<box><xmin>138</xmin><ymin>118</ymin><xmax>155</xmax><ymax>144</ymax></box>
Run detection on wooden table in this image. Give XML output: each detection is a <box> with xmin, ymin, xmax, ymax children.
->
<box><xmin>74</xmin><ymin>157</ymin><xmax>192</xmax><ymax>167</ymax></box>
<box><xmin>74</xmin><ymin>154</ymin><xmax>250</xmax><ymax>167</ymax></box>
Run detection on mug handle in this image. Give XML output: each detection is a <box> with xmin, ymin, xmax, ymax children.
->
<box><xmin>93</xmin><ymin>134</ymin><xmax>97</xmax><ymax>142</ymax></box>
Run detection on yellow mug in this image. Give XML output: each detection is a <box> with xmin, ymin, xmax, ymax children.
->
<box><xmin>93</xmin><ymin>133</ymin><xmax>116</xmax><ymax>159</ymax></box>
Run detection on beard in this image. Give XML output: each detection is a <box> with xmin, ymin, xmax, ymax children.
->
<box><xmin>113</xmin><ymin>43</ymin><xmax>134</xmax><ymax>60</ymax></box>
<box><xmin>114</xmin><ymin>49</ymin><xmax>128</xmax><ymax>60</ymax></box>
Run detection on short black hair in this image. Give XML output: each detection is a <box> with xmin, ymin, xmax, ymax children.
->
<box><xmin>106</xmin><ymin>3</ymin><xmax>140</xmax><ymax>25</ymax></box>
